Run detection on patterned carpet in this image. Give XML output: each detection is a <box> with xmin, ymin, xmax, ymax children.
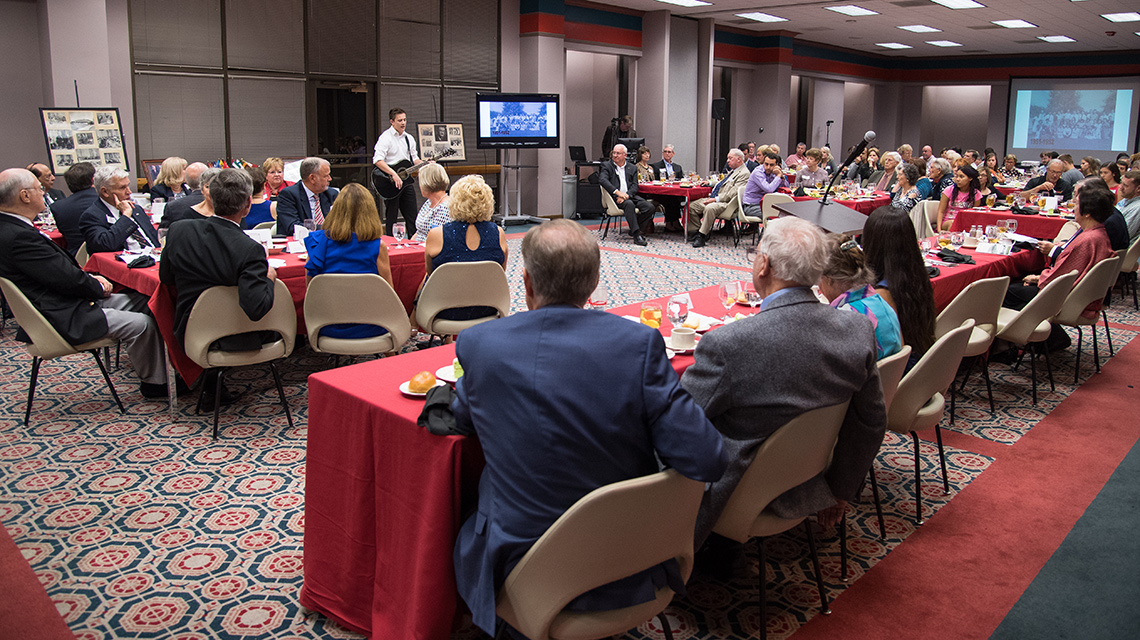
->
<box><xmin>2</xmin><ymin>224</ymin><xmax>1137</xmax><ymax>639</ymax></box>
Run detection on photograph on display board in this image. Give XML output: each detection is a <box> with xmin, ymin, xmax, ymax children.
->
<box><xmin>416</xmin><ymin>123</ymin><xmax>466</xmax><ymax>162</ymax></box>
<box><xmin>40</xmin><ymin>107</ymin><xmax>127</xmax><ymax>174</ymax></box>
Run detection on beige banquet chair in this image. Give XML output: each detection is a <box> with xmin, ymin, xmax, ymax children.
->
<box><xmin>857</xmin><ymin>345</ymin><xmax>914</xmax><ymax>542</ymax></box>
<box><xmin>493</xmin><ymin>469</ymin><xmax>704</xmax><ymax>640</ymax></box>
<box><xmin>0</xmin><ymin>276</ymin><xmax>125</xmax><ymax>426</ymax></box>
<box><xmin>74</xmin><ymin>241</ymin><xmax>91</xmax><ymax>268</ymax></box>
<box><xmin>732</xmin><ymin>193</ymin><xmax>765</xmax><ymax>247</ymax></box>
<box><xmin>304</xmin><ymin>274</ymin><xmax>412</xmax><ymax>364</ymax></box>
<box><xmin>993</xmin><ymin>270</ymin><xmax>1078</xmax><ymax>405</ymax></box>
<box><xmin>1050</xmin><ymin>256</ymin><xmax>1122</xmax><ymax>384</ymax></box>
<box><xmin>760</xmin><ymin>192</ymin><xmax>794</xmax><ymax>223</ymax></box>
<box><xmin>415</xmin><ymin>261</ymin><xmax>510</xmax><ymax>341</ymax></box>
<box><xmin>934</xmin><ymin>276</ymin><xmax>1010</xmax><ymax>420</ymax></box>
<box><xmin>711</xmin><ymin>192</ymin><xmax>744</xmax><ymax>247</ymax></box>
<box><xmin>882</xmin><ymin>319</ymin><xmax>974</xmax><ymax>525</ymax></box>
<box><xmin>598</xmin><ymin>187</ymin><xmax>627</xmax><ymax>240</ymax></box>
<box><xmin>252</xmin><ymin>221</ymin><xmax>276</xmax><ymax>231</ymax></box>
<box><xmin>921</xmin><ymin>200</ymin><xmax>940</xmax><ymax>231</ymax></box>
<box><xmin>711</xmin><ymin>401</ymin><xmax>851</xmax><ymax>640</ymax></box>
<box><xmin>910</xmin><ymin>201</ymin><xmax>935</xmax><ymax>240</ymax></box>
<box><xmin>184</xmin><ymin>279</ymin><xmax>297</xmax><ymax>439</ymax></box>
<box><xmin>1113</xmin><ymin>235</ymin><xmax>1140</xmax><ymax>310</ymax></box>
<box><xmin>1053</xmin><ymin>220</ymin><xmax>1081</xmax><ymax>245</ymax></box>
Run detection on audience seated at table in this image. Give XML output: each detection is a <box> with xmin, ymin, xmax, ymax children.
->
<box><xmin>448</xmin><ymin>219</ymin><xmax>727</xmax><ymax>637</ymax></box>
<box><xmin>26</xmin><ymin>163</ymin><xmax>65</xmax><ymax>208</ymax></box>
<box><xmin>598</xmin><ymin>143</ymin><xmax>654</xmax><ymax>246</ymax></box>
<box><xmin>418</xmin><ymin>175</ymin><xmax>508</xmax><ymax>325</ymax></box>
<box><xmin>242</xmin><ymin>167</ymin><xmax>274</xmax><ymax>229</ymax></box>
<box><xmin>635</xmin><ymin>146</ymin><xmax>657</xmax><ymax>182</ymax></box>
<box><xmin>689</xmin><ymin>149</ymin><xmax>750</xmax><ymax>248</ymax></box>
<box><xmin>891</xmin><ymin>163</ymin><xmax>923</xmax><ymax>214</ymax></box>
<box><xmin>276</xmin><ymin>157</ymin><xmax>338</xmax><ymax>237</ymax></box>
<box><xmin>863</xmin><ymin>206</ymin><xmax>936</xmax><ymax>371</ymax></box>
<box><xmin>742</xmin><ymin>151</ymin><xmax>788</xmax><ymax>221</ymax></box>
<box><xmin>159</xmin><ymin>164</ymin><xmax>211</xmax><ymax>229</ymax></box>
<box><xmin>650</xmin><ymin>144</ymin><xmax>685</xmax><ymax>232</ymax></box>
<box><xmin>160</xmin><ymin>169</ymin><xmax>278</xmax><ymax>402</ymax></box>
<box><xmin>412</xmin><ymin>163</ymin><xmax>451</xmax><ymax>242</ymax></box>
<box><xmin>846</xmin><ymin>146</ymin><xmax>878</xmax><ymax>184</ymax></box>
<box><xmin>262</xmin><ymin>157</ymin><xmax>294</xmax><ymax>201</ymax></box>
<box><xmin>786</xmin><ymin>142</ymin><xmax>808</xmax><ymax>172</ymax></box>
<box><xmin>682</xmin><ymin>216</ymin><xmax>886</xmax><ymax>555</ymax></box>
<box><xmin>866</xmin><ymin>151</ymin><xmax>900</xmax><ymax>192</ymax></box>
<box><xmin>820</xmin><ymin>146</ymin><xmax>837</xmax><ymax>176</ymax></box>
<box><xmin>976</xmin><ymin>167</ymin><xmax>994</xmax><ymax>202</ymax></box>
<box><xmin>911</xmin><ymin>157</ymin><xmax>932</xmax><ymax>198</ymax></box>
<box><xmin>1000</xmin><ymin>154</ymin><xmax>1022</xmax><ymax>182</ymax></box>
<box><xmin>49</xmin><ymin>161</ymin><xmax>98</xmax><ymax>257</ymax></box>
<box><xmin>1080</xmin><ymin>156</ymin><xmax>1100</xmax><ymax>179</ymax></box>
<box><xmin>1021</xmin><ymin>159</ymin><xmax>1074</xmax><ymax>204</ymax></box>
<box><xmin>1116</xmin><ymin>170</ymin><xmax>1140</xmax><ymax>241</ymax></box>
<box><xmin>304</xmin><ymin>182</ymin><xmax>395</xmax><ymax>340</ymax></box>
<box><xmin>1059</xmin><ymin>155</ymin><xmax>1084</xmax><ymax>187</ymax></box>
<box><xmin>935</xmin><ymin>164</ymin><xmax>981</xmax><ymax>232</ymax></box>
<box><xmin>819</xmin><ymin>233</ymin><xmax>903</xmax><ymax>360</ymax></box>
<box><xmin>792</xmin><ymin>148</ymin><xmax>828</xmax><ymax>190</ymax></box>
<box><xmin>0</xmin><ymin>167</ymin><xmax>170</xmax><ymax>398</ymax></box>
<box><xmin>79</xmin><ymin>166</ymin><xmax>161</xmax><ymax>254</ymax></box>
<box><xmin>925</xmin><ymin>158</ymin><xmax>954</xmax><ymax>201</ymax></box>
<box><xmin>1001</xmin><ymin>180</ymin><xmax>1116</xmax><ymax>354</ymax></box>
<box><xmin>150</xmin><ymin>156</ymin><xmax>189</xmax><ymax>201</ymax></box>
<box><xmin>1075</xmin><ymin>178</ymin><xmax>1129</xmax><ymax>252</ymax></box>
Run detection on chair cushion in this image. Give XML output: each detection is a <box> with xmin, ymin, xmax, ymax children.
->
<box><xmin>314</xmin><ymin>335</ymin><xmax>397</xmax><ymax>356</ymax></box>
<box><xmin>962</xmin><ymin>324</ymin><xmax>995</xmax><ymax>357</ymax></box>
<box><xmin>547</xmin><ymin>587</ymin><xmax>675</xmax><ymax>640</ymax></box>
<box><xmin>203</xmin><ymin>340</ymin><xmax>288</xmax><ymax>368</ymax></box>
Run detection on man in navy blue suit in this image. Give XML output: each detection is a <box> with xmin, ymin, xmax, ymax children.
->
<box><xmin>49</xmin><ymin>162</ymin><xmax>98</xmax><ymax>256</ymax></box>
<box><xmin>275</xmin><ymin>157</ymin><xmax>339</xmax><ymax>236</ymax></box>
<box><xmin>449</xmin><ymin>219</ymin><xmax>727</xmax><ymax>636</ymax></box>
<box><xmin>79</xmin><ymin>166</ymin><xmax>161</xmax><ymax>253</ymax></box>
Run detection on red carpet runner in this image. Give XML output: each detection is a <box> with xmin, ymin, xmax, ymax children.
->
<box><xmin>0</xmin><ymin>523</ymin><xmax>76</xmax><ymax>640</ymax></box>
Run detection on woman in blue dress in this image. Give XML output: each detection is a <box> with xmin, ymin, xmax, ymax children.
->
<box><xmin>243</xmin><ymin>167</ymin><xmax>275</xmax><ymax>229</ymax></box>
<box><xmin>304</xmin><ymin>182</ymin><xmax>395</xmax><ymax>339</ymax></box>
<box><xmin>418</xmin><ymin>175</ymin><xmax>509</xmax><ymax>325</ymax></box>
<box><xmin>818</xmin><ymin>233</ymin><xmax>903</xmax><ymax>360</ymax></box>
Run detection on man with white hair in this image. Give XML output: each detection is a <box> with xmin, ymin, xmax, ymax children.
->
<box><xmin>275</xmin><ymin>156</ymin><xmax>339</xmax><ymax>236</ymax></box>
<box><xmin>1020</xmin><ymin>158</ymin><xmax>1074</xmax><ymax>202</ymax></box>
<box><xmin>688</xmin><ymin>148</ymin><xmax>751</xmax><ymax>248</ymax></box>
<box><xmin>79</xmin><ymin>165</ymin><xmax>161</xmax><ymax>253</ymax></box>
<box><xmin>682</xmin><ymin>216</ymin><xmax>886</xmax><ymax>555</ymax></box>
<box><xmin>598</xmin><ymin>143</ymin><xmax>654</xmax><ymax>246</ymax></box>
<box><xmin>0</xmin><ymin>167</ymin><xmax>170</xmax><ymax>398</ymax></box>
<box><xmin>867</xmin><ymin>151</ymin><xmax>901</xmax><ymax>192</ymax></box>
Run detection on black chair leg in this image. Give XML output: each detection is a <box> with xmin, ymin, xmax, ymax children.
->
<box><xmin>115</xmin><ymin>342</ymin><xmax>121</xmax><ymax>370</ymax></box>
<box><xmin>1044</xmin><ymin>344</ymin><xmax>1055</xmax><ymax>392</ymax></box>
<box><xmin>839</xmin><ymin>508</ymin><xmax>848</xmax><ymax>582</ymax></box>
<box><xmin>194</xmin><ymin>372</ymin><xmax>208</xmax><ymax>415</ymax></box>
<box><xmin>493</xmin><ymin>620</ymin><xmax>507</xmax><ymax>640</ymax></box>
<box><xmin>758</xmin><ymin>537</ymin><xmax>768</xmax><ymax>640</ymax></box>
<box><xmin>949</xmin><ymin>385</ymin><xmax>956</xmax><ymax>426</ymax></box>
<box><xmin>1091</xmin><ymin>324</ymin><xmax>1100</xmax><ymax>374</ymax></box>
<box><xmin>981</xmin><ymin>355</ymin><xmax>995</xmax><ymax>415</ymax></box>
<box><xmin>911</xmin><ymin>431</ymin><xmax>924</xmax><ymax>525</ymax></box>
<box><xmin>868</xmin><ymin>469</ymin><xmax>886</xmax><ymax>540</ymax></box>
<box><xmin>803</xmin><ymin>520</ymin><xmax>831</xmax><ymax>615</ymax></box>
<box><xmin>1074</xmin><ymin>326</ymin><xmax>1084</xmax><ymax>385</ymax></box>
<box><xmin>24</xmin><ymin>356</ymin><xmax>41</xmax><ymax>426</ymax></box>
<box><xmin>90</xmin><ymin>350</ymin><xmax>125</xmax><ymax>415</ymax></box>
<box><xmin>211</xmin><ymin>368</ymin><xmax>227</xmax><ymax>440</ymax></box>
<box><xmin>658</xmin><ymin>612</ymin><xmax>675</xmax><ymax>640</ymax></box>
<box><xmin>269</xmin><ymin>361</ymin><xmax>294</xmax><ymax>430</ymax></box>
<box><xmin>958</xmin><ymin>355</ymin><xmax>977</xmax><ymax>391</ymax></box>
<box><xmin>1029</xmin><ymin>347</ymin><xmax>1038</xmax><ymax>405</ymax></box>
<box><xmin>935</xmin><ymin>425</ymin><xmax>949</xmax><ymax>494</ymax></box>
<box><xmin>1104</xmin><ymin>309</ymin><xmax>1114</xmax><ymax>357</ymax></box>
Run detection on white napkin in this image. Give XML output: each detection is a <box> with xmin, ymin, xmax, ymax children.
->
<box><xmin>268</xmin><ymin>258</ymin><xmax>287</xmax><ymax>268</ymax></box>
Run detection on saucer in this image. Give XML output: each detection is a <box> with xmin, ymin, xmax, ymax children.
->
<box><xmin>664</xmin><ymin>335</ymin><xmax>699</xmax><ymax>354</ymax></box>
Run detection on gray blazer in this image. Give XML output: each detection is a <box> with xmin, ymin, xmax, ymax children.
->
<box><xmin>681</xmin><ymin>287</ymin><xmax>887</xmax><ymax>541</ymax></box>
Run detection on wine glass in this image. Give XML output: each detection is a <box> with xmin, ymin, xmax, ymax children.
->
<box><xmin>667</xmin><ymin>295</ymin><xmax>689</xmax><ymax>329</ymax></box>
<box><xmin>640</xmin><ymin>301</ymin><xmax>663</xmax><ymax>329</ymax></box>
<box><xmin>1007</xmin><ymin>219</ymin><xmax>1018</xmax><ymax>235</ymax></box>
<box><xmin>718</xmin><ymin>281</ymin><xmax>739</xmax><ymax>321</ymax></box>
<box><xmin>393</xmin><ymin>222</ymin><xmax>407</xmax><ymax>242</ymax></box>
<box><xmin>588</xmin><ymin>284</ymin><xmax>609</xmax><ymax>311</ymax></box>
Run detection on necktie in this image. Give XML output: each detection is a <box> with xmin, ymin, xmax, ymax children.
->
<box><xmin>312</xmin><ymin>194</ymin><xmax>324</xmax><ymax>225</ymax></box>
<box><xmin>711</xmin><ymin>173</ymin><xmax>730</xmax><ymax>198</ymax></box>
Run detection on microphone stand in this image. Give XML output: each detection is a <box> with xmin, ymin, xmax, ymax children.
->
<box><xmin>820</xmin><ymin>161</ymin><xmax>849</xmax><ymax>206</ymax></box>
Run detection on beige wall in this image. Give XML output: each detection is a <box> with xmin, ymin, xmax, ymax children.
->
<box><xmin>1</xmin><ymin>0</ymin><xmax>49</xmax><ymax>172</ymax></box>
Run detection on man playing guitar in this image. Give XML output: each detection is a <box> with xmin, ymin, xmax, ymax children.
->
<box><xmin>373</xmin><ymin>108</ymin><xmax>423</xmax><ymax>235</ymax></box>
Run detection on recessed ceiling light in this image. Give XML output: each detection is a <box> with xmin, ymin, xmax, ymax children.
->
<box><xmin>898</xmin><ymin>24</ymin><xmax>941</xmax><ymax>33</ymax></box>
<box><xmin>876</xmin><ymin>42</ymin><xmax>913</xmax><ymax>49</ymax></box>
<box><xmin>1102</xmin><ymin>12</ymin><xmax>1140</xmax><ymax>23</ymax></box>
<box><xmin>992</xmin><ymin>19</ymin><xmax>1037</xmax><ymax>29</ymax></box>
<box><xmin>926</xmin><ymin>39</ymin><xmax>964</xmax><ymax>46</ymax></box>
<box><xmin>736</xmin><ymin>12</ymin><xmax>789</xmax><ymax>23</ymax></box>
<box><xmin>654</xmin><ymin>0</ymin><xmax>711</xmax><ymax>7</ymax></box>
<box><xmin>826</xmin><ymin>5</ymin><xmax>879</xmax><ymax>17</ymax></box>
<box><xmin>1038</xmin><ymin>35</ymin><xmax>1076</xmax><ymax>42</ymax></box>
<box><xmin>930</xmin><ymin>0</ymin><xmax>985</xmax><ymax>9</ymax></box>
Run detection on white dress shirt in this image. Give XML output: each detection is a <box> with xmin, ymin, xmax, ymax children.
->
<box><xmin>614</xmin><ymin>161</ymin><xmax>628</xmax><ymax>193</ymax></box>
<box><xmin>102</xmin><ymin>199</ymin><xmax>150</xmax><ymax>252</ymax></box>
<box><xmin>373</xmin><ymin>126</ymin><xmax>420</xmax><ymax>166</ymax></box>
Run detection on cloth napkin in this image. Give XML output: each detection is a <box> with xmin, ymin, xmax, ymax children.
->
<box><xmin>937</xmin><ymin>248</ymin><xmax>976</xmax><ymax>264</ymax></box>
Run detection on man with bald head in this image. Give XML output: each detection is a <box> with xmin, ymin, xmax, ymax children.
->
<box><xmin>27</xmin><ymin>162</ymin><xmax>65</xmax><ymax>206</ymax></box>
<box><xmin>0</xmin><ymin>167</ymin><xmax>170</xmax><ymax>397</ymax></box>
<box><xmin>1021</xmin><ymin>158</ymin><xmax>1074</xmax><ymax>202</ymax></box>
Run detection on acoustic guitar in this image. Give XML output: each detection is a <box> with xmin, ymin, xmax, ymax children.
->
<box><xmin>371</xmin><ymin>147</ymin><xmax>457</xmax><ymax>199</ymax></box>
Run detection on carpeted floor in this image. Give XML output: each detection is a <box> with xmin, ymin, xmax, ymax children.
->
<box><xmin>1</xmin><ymin>220</ymin><xmax>1137</xmax><ymax>639</ymax></box>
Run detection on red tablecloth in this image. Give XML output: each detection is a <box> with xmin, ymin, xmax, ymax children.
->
<box><xmin>927</xmin><ymin>244</ymin><xmax>1044</xmax><ymax>311</ymax></box>
<box><xmin>85</xmin><ymin>239</ymin><xmax>426</xmax><ymax>384</ymax></box>
<box><xmin>45</xmin><ymin>229</ymin><xmax>66</xmax><ymax>249</ymax></box>
<box><xmin>636</xmin><ymin>182</ymin><xmax>712</xmax><ymax>201</ymax></box>
<box><xmin>791</xmin><ymin>192</ymin><xmax>891</xmax><ymax>215</ymax></box>
<box><xmin>994</xmin><ymin>184</ymin><xmax>1021</xmax><ymax>197</ymax></box>
<box><xmin>950</xmin><ymin>208</ymin><xmax>1070</xmax><ymax>241</ymax></box>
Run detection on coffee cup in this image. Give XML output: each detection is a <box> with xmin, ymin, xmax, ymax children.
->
<box><xmin>671</xmin><ymin>327</ymin><xmax>696</xmax><ymax>350</ymax></box>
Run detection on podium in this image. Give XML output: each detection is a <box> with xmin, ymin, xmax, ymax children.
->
<box><xmin>772</xmin><ymin>199</ymin><xmax>872</xmax><ymax>234</ymax></box>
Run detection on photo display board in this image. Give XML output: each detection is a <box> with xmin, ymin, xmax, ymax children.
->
<box><xmin>416</xmin><ymin>123</ymin><xmax>466</xmax><ymax>162</ymax></box>
<box><xmin>40</xmin><ymin>107</ymin><xmax>128</xmax><ymax>175</ymax></box>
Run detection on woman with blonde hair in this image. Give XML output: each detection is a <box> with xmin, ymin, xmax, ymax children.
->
<box><xmin>420</xmin><ymin>175</ymin><xmax>509</xmax><ymax>323</ymax></box>
<box><xmin>304</xmin><ymin>182</ymin><xmax>395</xmax><ymax>340</ymax></box>
<box><xmin>414</xmin><ymin>163</ymin><xmax>452</xmax><ymax>241</ymax></box>
<box><xmin>151</xmin><ymin>156</ymin><xmax>188</xmax><ymax>200</ymax></box>
<box><xmin>262</xmin><ymin>157</ymin><xmax>294</xmax><ymax>200</ymax></box>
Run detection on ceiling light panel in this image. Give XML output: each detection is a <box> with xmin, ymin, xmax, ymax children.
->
<box><xmin>930</xmin><ymin>0</ymin><xmax>985</xmax><ymax>9</ymax></box>
<box><xmin>736</xmin><ymin>12</ymin><xmax>788</xmax><ymax>23</ymax></box>
<box><xmin>654</xmin><ymin>0</ymin><xmax>711</xmax><ymax>7</ymax></box>
<box><xmin>1038</xmin><ymin>35</ymin><xmax>1075</xmax><ymax>42</ymax></box>
<box><xmin>1101</xmin><ymin>13</ymin><xmax>1140</xmax><ymax>23</ymax></box>
<box><xmin>992</xmin><ymin>20</ymin><xmax>1037</xmax><ymax>29</ymax></box>
<box><xmin>898</xmin><ymin>24</ymin><xmax>941</xmax><ymax>33</ymax></box>
<box><xmin>826</xmin><ymin>5</ymin><xmax>879</xmax><ymax>16</ymax></box>
<box><xmin>876</xmin><ymin>42</ymin><xmax>913</xmax><ymax>49</ymax></box>
<box><xmin>926</xmin><ymin>39</ymin><xmax>964</xmax><ymax>46</ymax></box>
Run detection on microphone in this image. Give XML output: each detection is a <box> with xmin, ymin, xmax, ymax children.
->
<box><xmin>840</xmin><ymin>131</ymin><xmax>876</xmax><ymax>169</ymax></box>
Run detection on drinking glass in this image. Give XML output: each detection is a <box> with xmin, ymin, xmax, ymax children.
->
<box><xmin>667</xmin><ymin>295</ymin><xmax>689</xmax><ymax>328</ymax></box>
<box><xmin>950</xmin><ymin>232</ymin><xmax>964</xmax><ymax>250</ymax></box>
<box><xmin>986</xmin><ymin>194</ymin><xmax>996</xmax><ymax>208</ymax></box>
<box><xmin>393</xmin><ymin>222</ymin><xmax>406</xmax><ymax>242</ymax></box>
<box><xmin>1007</xmin><ymin>219</ymin><xmax>1018</xmax><ymax>234</ymax></box>
<box><xmin>718</xmin><ymin>281</ymin><xmax>739</xmax><ymax>321</ymax></box>
<box><xmin>640</xmin><ymin>301</ymin><xmax>663</xmax><ymax>329</ymax></box>
<box><xmin>985</xmin><ymin>225</ymin><xmax>999</xmax><ymax>243</ymax></box>
<box><xmin>937</xmin><ymin>233</ymin><xmax>952</xmax><ymax>249</ymax></box>
<box><xmin>920</xmin><ymin>238</ymin><xmax>932</xmax><ymax>254</ymax></box>
<box><xmin>588</xmin><ymin>284</ymin><xmax>609</xmax><ymax>311</ymax></box>
<box><xmin>157</xmin><ymin>228</ymin><xmax>169</xmax><ymax>248</ymax></box>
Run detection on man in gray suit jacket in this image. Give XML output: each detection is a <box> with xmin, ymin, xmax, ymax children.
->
<box><xmin>681</xmin><ymin>216</ymin><xmax>886</xmax><ymax>547</ymax></box>
<box><xmin>689</xmin><ymin>148</ymin><xmax>751</xmax><ymax>247</ymax></box>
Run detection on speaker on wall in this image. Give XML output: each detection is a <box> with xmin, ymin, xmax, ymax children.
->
<box><xmin>711</xmin><ymin>98</ymin><xmax>727</xmax><ymax>120</ymax></box>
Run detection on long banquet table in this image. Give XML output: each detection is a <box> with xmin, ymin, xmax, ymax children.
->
<box><xmin>949</xmin><ymin>207</ymin><xmax>1071</xmax><ymax>241</ymax></box>
<box><xmin>301</xmin><ymin>241</ymin><xmax>1043</xmax><ymax>638</ymax></box>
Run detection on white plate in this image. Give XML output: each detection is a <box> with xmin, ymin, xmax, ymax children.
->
<box><xmin>664</xmin><ymin>335</ymin><xmax>699</xmax><ymax>354</ymax></box>
<box><xmin>435</xmin><ymin>365</ymin><xmax>461</xmax><ymax>384</ymax></box>
<box><xmin>666</xmin><ymin>349</ymin><xmax>675</xmax><ymax>360</ymax></box>
<box><xmin>399</xmin><ymin>379</ymin><xmax>446</xmax><ymax>397</ymax></box>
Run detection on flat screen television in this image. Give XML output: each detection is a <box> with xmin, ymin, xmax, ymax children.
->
<box><xmin>617</xmin><ymin>137</ymin><xmax>645</xmax><ymax>152</ymax></box>
<box><xmin>476</xmin><ymin>93</ymin><xmax>560</xmax><ymax>149</ymax></box>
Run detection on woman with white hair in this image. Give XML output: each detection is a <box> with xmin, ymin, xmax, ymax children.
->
<box><xmin>925</xmin><ymin>157</ymin><xmax>955</xmax><ymax>201</ymax></box>
<box><xmin>413</xmin><ymin>163</ymin><xmax>451</xmax><ymax>241</ymax></box>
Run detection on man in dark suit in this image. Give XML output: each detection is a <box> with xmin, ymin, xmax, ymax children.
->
<box><xmin>650</xmin><ymin>144</ymin><xmax>684</xmax><ymax>232</ymax></box>
<box><xmin>682</xmin><ymin>216</ymin><xmax>886</xmax><ymax>549</ymax></box>
<box><xmin>157</xmin><ymin>162</ymin><xmax>208</xmax><ymax>229</ymax></box>
<box><xmin>450</xmin><ymin>220</ymin><xmax>726</xmax><ymax>637</ymax></box>
<box><xmin>160</xmin><ymin>168</ymin><xmax>276</xmax><ymax>359</ymax></box>
<box><xmin>27</xmin><ymin>163</ymin><xmax>65</xmax><ymax>206</ymax></box>
<box><xmin>276</xmin><ymin>157</ymin><xmax>338</xmax><ymax>236</ymax></box>
<box><xmin>0</xmin><ymin>168</ymin><xmax>169</xmax><ymax>397</ymax></box>
<box><xmin>79</xmin><ymin>166</ymin><xmax>161</xmax><ymax>253</ymax></box>
<box><xmin>49</xmin><ymin>162</ymin><xmax>98</xmax><ymax>256</ymax></box>
<box><xmin>598</xmin><ymin>144</ymin><xmax>654</xmax><ymax>246</ymax></box>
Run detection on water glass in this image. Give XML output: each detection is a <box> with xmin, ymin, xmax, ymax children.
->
<box><xmin>718</xmin><ymin>281</ymin><xmax>739</xmax><ymax>321</ymax></box>
<box><xmin>667</xmin><ymin>295</ymin><xmax>689</xmax><ymax>328</ymax></box>
<box><xmin>1007</xmin><ymin>219</ymin><xmax>1018</xmax><ymax>234</ymax></box>
<box><xmin>950</xmin><ymin>232</ymin><xmax>964</xmax><ymax>250</ymax></box>
<box><xmin>393</xmin><ymin>222</ymin><xmax>406</xmax><ymax>242</ymax></box>
<box><xmin>588</xmin><ymin>284</ymin><xmax>609</xmax><ymax>310</ymax></box>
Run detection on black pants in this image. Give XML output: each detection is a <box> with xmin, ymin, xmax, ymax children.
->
<box><xmin>653</xmin><ymin>194</ymin><xmax>683</xmax><ymax>225</ymax></box>
<box><xmin>383</xmin><ymin>184</ymin><xmax>418</xmax><ymax>236</ymax></box>
<box><xmin>620</xmin><ymin>195</ymin><xmax>655</xmax><ymax>234</ymax></box>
